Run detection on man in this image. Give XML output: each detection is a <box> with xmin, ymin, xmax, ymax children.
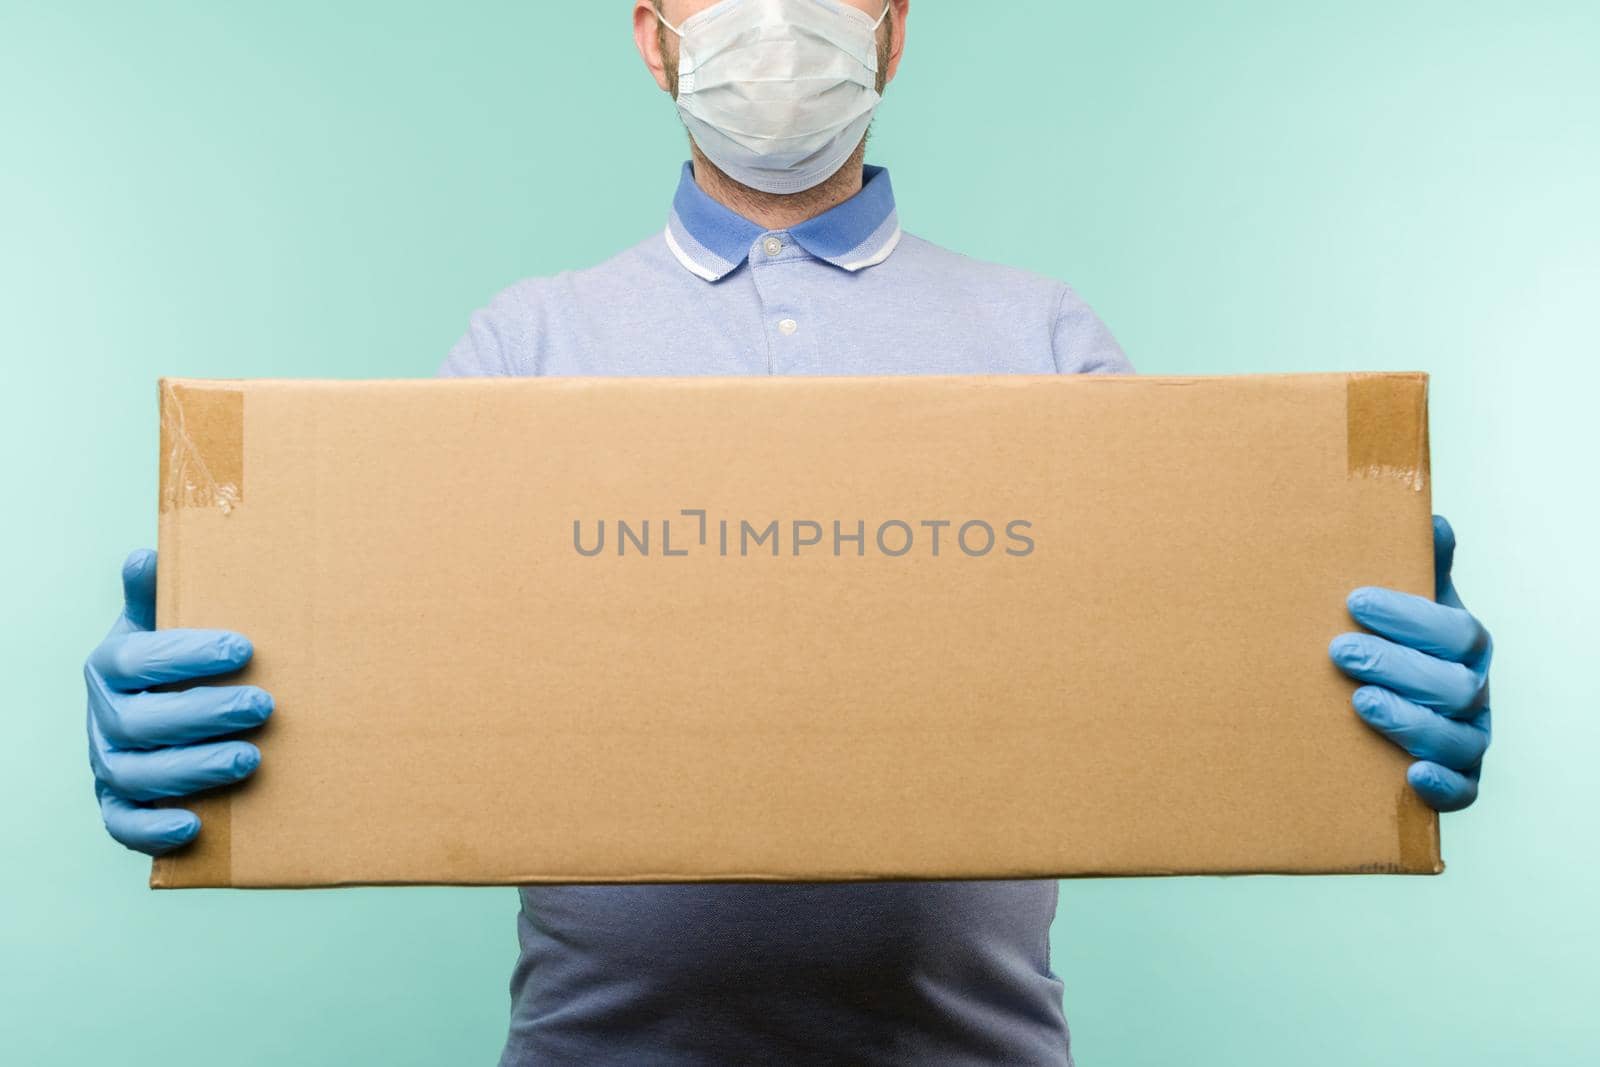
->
<box><xmin>83</xmin><ymin>2</ymin><xmax>1495</xmax><ymax>1063</ymax></box>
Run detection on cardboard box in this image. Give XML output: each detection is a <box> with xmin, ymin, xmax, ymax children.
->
<box><xmin>152</xmin><ymin>372</ymin><xmax>1440</xmax><ymax>888</ymax></box>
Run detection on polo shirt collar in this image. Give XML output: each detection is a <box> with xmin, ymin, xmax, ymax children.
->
<box><xmin>664</xmin><ymin>162</ymin><xmax>903</xmax><ymax>282</ymax></box>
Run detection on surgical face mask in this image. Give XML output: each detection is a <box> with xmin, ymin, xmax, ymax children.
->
<box><xmin>655</xmin><ymin>0</ymin><xmax>890</xmax><ymax>195</ymax></box>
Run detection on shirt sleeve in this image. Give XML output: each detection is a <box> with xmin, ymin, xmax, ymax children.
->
<box><xmin>437</xmin><ymin>281</ymin><xmax>542</xmax><ymax>379</ymax></box>
<box><xmin>1050</xmin><ymin>284</ymin><xmax>1135</xmax><ymax>376</ymax></box>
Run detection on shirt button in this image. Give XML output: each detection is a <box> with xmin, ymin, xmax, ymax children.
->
<box><xmin>778</xmin><ymin>318</ymin><xmax>799</xmax><ymax>336</ymax></box>
<box><xmin>762</xmin><ymin>237</ymin><xmax>783</xmax><ymax>257</ymax></box>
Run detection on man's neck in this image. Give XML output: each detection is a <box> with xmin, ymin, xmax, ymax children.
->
<box><xmin>689</xmin><ymin>143</ymin><xmax>868</xmax><ymax>231</ymax></box>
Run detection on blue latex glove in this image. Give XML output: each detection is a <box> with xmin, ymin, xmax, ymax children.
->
<box><xmin>84</xmin><ymin>549</ymin><xmax>271</xmax><ymax>854</ymax></box>
<box><xmin>1329</xmin><ymin>515</ymin><xmax>1492</xmax><ymax>811</ymax></box>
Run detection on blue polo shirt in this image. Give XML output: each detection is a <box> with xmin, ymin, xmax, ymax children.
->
<box><xmin>443</xmin><ymin>163</ymin><xmax>1131</xmax><ymax>1066</ymax></box>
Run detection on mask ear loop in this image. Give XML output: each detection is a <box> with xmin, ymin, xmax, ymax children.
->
<box><xmin>873</xmin><ymin>2</ymin><xmax>891</xmax><ymax>29</ymax></box>
<box><xmin>653</xmin><ymin>3</ymin><xmax>685</xmax><ymax>37</ymax></box>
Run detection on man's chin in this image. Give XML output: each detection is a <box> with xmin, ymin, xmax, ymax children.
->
<box><xmin>687</xmin><ymin>140</ymin><xmax>870</xmax><ymax>201</ymax></box>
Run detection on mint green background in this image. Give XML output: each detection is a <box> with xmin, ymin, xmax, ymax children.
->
<box><xmin>3</xmin><ymin>1</ymin><xmax>1596</xmax><ymax>1063</ymax></box>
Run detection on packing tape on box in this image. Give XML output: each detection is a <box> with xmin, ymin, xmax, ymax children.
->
<box><xmin>1397</xmin><ymin>785</ymin><xmax>1442</xmax><ymax>873</ymax></box>
<box><xmin>1346</xmin><ymin>373</ymin><xmax>1430</xmax><ymax>492</ymax></box>
<box><xmin>160</xmin><ymin>382</ymin><xmax>244</xmax><ymax>514</ymax></box>
<box><xmin>151</xmin><ymin>793</ymin><xmax>232</xmax><ymax>888</ymax></box>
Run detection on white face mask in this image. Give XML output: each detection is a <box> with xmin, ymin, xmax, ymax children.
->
<box><xmin>655</xmin><ymin>0</ymin><xmax>891</xmax><ymax>195</ymax></box>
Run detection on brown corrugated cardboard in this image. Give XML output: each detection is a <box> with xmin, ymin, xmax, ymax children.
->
<box><xmin>151</xmin><ymin>372</ymin><xmax>1440</xmax><ymax>889</ymax></box>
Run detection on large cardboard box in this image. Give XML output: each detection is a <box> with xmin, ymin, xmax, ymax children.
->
<box><xmin>152</xmin><ymin>372</ymin><xmax>1440</xmax><ymax>888</ymax></box>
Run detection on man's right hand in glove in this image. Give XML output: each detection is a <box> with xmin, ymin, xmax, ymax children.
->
<box><xmin>85</xmin><ymin>548</ymin><xmax>271</xmax><ymax>855</ymax></box>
